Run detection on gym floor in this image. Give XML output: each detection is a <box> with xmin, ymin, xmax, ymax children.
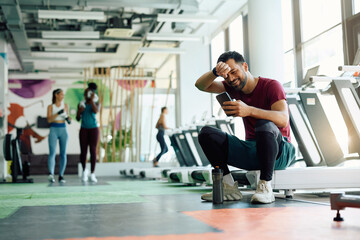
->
<box><xmin>0</xmin><ymin>175</ymin><xmax>359</xmax><ymax>240</ymax></box>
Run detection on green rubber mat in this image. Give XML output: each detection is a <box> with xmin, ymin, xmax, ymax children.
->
<box><xmin>0</xmin><ymin>177</ymin><xmax>209</xmax><ymax>219</ymax></box>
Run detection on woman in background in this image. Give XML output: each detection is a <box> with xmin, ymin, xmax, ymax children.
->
<box><xmin>153</xmin><ymin>106</ymin><xmax>169</xmax><ymax>167</ymax></box>
<box><xmin>76</xmin><ymin>82</ymin><xmax>100</xmax><ymax>182</ymax></box>
<box><xmin>47</xmin><ymin>88</ymin><xmax>70</xmax><ymax>183</ymax></box>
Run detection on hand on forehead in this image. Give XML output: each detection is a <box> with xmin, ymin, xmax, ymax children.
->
<box><xmin>219</xmin><ymin>62</ymin><xmax>232</xmax><ymax>71</ymax></box>
<box><xmin>225</xmin><ymin>59</ymin><xmax>243</xmax><ymax>70</ymax></box>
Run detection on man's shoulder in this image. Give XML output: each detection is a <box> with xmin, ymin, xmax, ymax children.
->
<box><xmin>259</xmin><ymin>76</ymin><xmax>280</xmax><ymax>83</ymax></box>
<box><xmin>259</xmin><ymin>77</ymin><xmax>283</xmax><ymax>89</ymax></box>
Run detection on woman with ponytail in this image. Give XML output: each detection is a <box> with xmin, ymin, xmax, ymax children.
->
<box><xmin>47</xmin><ymin>89</ymin><xmax>71</xmax><ymax>183</ymax></box>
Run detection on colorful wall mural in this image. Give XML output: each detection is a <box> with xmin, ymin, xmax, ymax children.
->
<box><xmin>7</xmin><ymin>79</ymin><xmax>86</xmax><ymax>155</ymax></box>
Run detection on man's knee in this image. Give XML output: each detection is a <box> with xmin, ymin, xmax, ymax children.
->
<box><xmin>255</xmin><ymin>120</ymin><xmax>278</xmax><ymax>136</ymax></box>
<box><xmin>199</xmin><ymin>126</ymin><xmax>217</xmax><ymax>143</ymax></box>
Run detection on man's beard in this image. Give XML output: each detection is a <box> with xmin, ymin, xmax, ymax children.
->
<box><xmin>231</xmin><ymin>71</ymin><xmax>247</xmax><ymax>91</ymax></box>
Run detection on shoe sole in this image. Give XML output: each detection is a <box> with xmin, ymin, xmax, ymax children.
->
<box><xmin>201</xmin><ymin>197</ymin><xmax>212</xmax><ymax>202</ymax></box>
<box><xmin>201</xmin><ymin>196</ymin><xmax>242</xmax><ymax>202</ymax></box>
<box><xmin>250</xmin><ymin>196</ymin><xmax>275</xmax><ymax>204</ymax></box>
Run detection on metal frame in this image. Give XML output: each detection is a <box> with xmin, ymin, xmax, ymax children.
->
<box><xmin>330</xmin><ymin>192</ymin><xmax>360</xmax><ymax>221</ymax></box>
<box><xmin>246</xmin><ymin>167</ymin><xmax>360</xmax><ymax>198</ymax></box>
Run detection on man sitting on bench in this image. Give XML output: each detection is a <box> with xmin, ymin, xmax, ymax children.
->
<box><xmin>195</xmin><ymin>51</ymin><xmax>295</xmax><ymax>204</ymax></box>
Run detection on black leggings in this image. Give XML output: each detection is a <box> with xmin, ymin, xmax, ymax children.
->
<box><xmin>155</xmin><ymin>129</ymin><xmax>168</xmax><ymax>162</ymax></box>
<box><xmin>79</xmin><ymin>127</ymin><xmax>99</xmax><ymax>173</ymax></box>
<box><xmin>198</xmin><ymin>120</ymin><xmax>282</xmax><ymax>181</ymax></box>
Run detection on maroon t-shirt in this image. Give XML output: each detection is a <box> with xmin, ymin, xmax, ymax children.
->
<box><xmin>223</xmin><ymin>77</ymin><xmax>291</xmax><ymax>142</ymax></box>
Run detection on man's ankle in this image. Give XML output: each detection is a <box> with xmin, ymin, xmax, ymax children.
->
<box><xmin>223</xmin><ymin>173</ymin><xmax>235</xmax><ymax>186</ymax></box>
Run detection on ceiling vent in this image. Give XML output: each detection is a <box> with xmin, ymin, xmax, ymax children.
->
<box><xmin>104</xmin><ymin>28</ymin><xmax>134</xmax><ymax>38</ymax></box>
<box><xmin>104</xmin><ymin>17</ymin><xmax>134</xmax><ymax>38</ymax></box>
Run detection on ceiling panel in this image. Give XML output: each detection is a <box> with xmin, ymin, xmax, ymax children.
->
<box><xmin>1</xmin><ymin>0</ymin><xmax>247</xmax><ymax>80</ymax></box>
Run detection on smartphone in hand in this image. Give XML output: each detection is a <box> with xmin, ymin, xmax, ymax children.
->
<box><xmin>216</xmin><ymin>92</ymin><xmax>233</xmax><ymax>116</ymax></box>
<box><xmin>216</xmin><ymin>92</ymin><xmax>232</xmax><ymax>106</ymax></box>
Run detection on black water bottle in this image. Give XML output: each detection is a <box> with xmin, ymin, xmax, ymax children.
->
<box><xmin>212</xmin><ymin>166</ymin><xmax>223</xmax><ymax>204</ymax></box>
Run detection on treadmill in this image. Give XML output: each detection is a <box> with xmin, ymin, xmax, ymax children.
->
<box><xmin>331</xmin><ymin>79</ymin><xmax>360</xmax><ymax>155</ymax></box>
<box><xmin>247</xmin><ymin>80</ymin><xmax>360</xmax><ymax>197</ymax></box>
<box><xmin>287</xmin><ymin>95</ymin><xmax>325</xmax><ymax>166</ymax></box>
<box><xmin>299</xmin><ymin>92</ymin><xmax>346</xmax><ymax>166</ymax></box>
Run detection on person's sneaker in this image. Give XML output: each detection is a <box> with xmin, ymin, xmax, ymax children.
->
<box><xmin>90</xmin><ymin>173</ymin><xmax>98</xmax><ymax>183</ymax></box>
<box><xmin>48</xmin><ymin>174</ymin><xmax>55</xmax><ymax>183</ymax></box>
<box><xmin>82</xmin><ymin>169</ymin><xmax>88</xmax><ymax>182</ymax></box>
<box><xmin>251</xmin><ymin>180</ymin><xmax>275</xmax><ymax>204</ymax></box>
<box><xmin>58</xmin><ymin>176</ymin><xmax>66</xmax><ymax>183</ymax></box>
<box><xmin>201</xmin><ymin>181</ymin><xmax>242</xmax><ymax>202</ymax></box>
<box><xmin>153</xmin><ymin>159</ymin><xmax>159</xmax><ymax>167</ymax></box>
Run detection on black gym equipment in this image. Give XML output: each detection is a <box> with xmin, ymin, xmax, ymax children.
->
<box><xmin>191</xmin><ymin>170</ymin><xmax>206</xmax><ymax>182</ymax></box>
<box><xmin>330</xmin><ymin>192</ymin><xmax>360</xmax><ymax>221</ymax></box>
<box><xmin>183</xmin><ymin>128</ymin><xmax>209</xmax><ymax>166</ymax></box>
<box><xmin>172</xmin><ymin>132</ymin><xmax>198</xmax><ymax>167</ymax></box>
<box><xmin>2</xmin><ymin>126</ymin><xmax>33</xmax><ymax>183</ymax></box>
<box><xmin>169</xmin><ymin>134</ymin><xmax>187</xmax><ymax>167</ymax></box>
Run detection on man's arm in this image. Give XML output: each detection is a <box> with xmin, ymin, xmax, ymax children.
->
<box><xmin>223</xmin><ymin>99</ymin><xmax>289</xmax><ymax>128</ymax></box>
<box><xmin>195</xmin><ymin>62</ymin><xmax>233</xmax><ymax>93</ymax></box>
<box><xmin>195</xmin><ymin>71</ymin><xmax>225</xmax><ymax>93</ymax></box>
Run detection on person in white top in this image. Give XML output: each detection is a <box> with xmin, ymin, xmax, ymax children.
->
<box><xmin>46</xmin><ymin>89</ymin><xmax>71</xmax><ymax>183</ymax></box>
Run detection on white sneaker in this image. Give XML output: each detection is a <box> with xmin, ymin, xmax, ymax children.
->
<box><xmin>251</xmin><ymin>180</ymin><xmax>275</xmax><ymax>204</ymax></box>
<box><xmin>58</xmin><ymin>176</ymin><xmax>66</xmax><ymax>183</ymax></box>
<box><xmin>201</xmin><ymin>181</ymin><xmax>242</xmax><ymax>202</ymax></box>
<box><xmin>82</xmin><ymin>169</ymin><xmax>88</xmax><ymax>182</ymax></box>
<box><xmin>90</xmin><ymin>173</ymin><xmax>97</xmax><ymax>183</ymax></box>
<box><xmin>48</xmin><ymin>174</ymin><xmax>55</xmax><ymax>183</ymax></box>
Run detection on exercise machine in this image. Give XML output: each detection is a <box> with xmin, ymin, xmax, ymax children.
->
<box><xmin>2</xmin><ymin>126</ymin><xmax>33</xmax><ymax>183</ymax></box>
<box><xmin>247</xmin><ymin>78</ymin><xmax>360</xmax><ymax>197</ymax></box>
<box><xmin>299</xmin><ymin>92</ymin><xmax>346</xmax><ymax>166</ymax></box>
<box><xmin>331</xmin><ymin>79</ymin><xmax>360</xmax><ymax>155</ymax></box>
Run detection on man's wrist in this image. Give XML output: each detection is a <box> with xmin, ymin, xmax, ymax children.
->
<box><xmin>212</xmin><ymin>67</ymin><xmax>219</xmax><ymax>77</ymax></box>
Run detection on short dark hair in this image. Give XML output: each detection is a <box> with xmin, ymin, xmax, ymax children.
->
<box><xmin>161</xmin><ymin>107</ymin><xmax>167</xmax><ymax>113</ymax></box>
<box><xmin>88</xmin><ymin>82</ymin><xmax>97</xmax><ymax>90</ymax></box>
<box><xmin>217</xmin><ymin>51</ymin><xmax>245</xmax><ymax>64</ymax></box>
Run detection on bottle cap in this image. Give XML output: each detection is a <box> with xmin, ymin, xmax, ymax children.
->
<box><xmin>213</xmin><ymin>166</ymin><xmax>222</xmax><ymax>173</ymax></box>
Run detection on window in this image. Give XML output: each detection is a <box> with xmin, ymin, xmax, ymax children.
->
<box><xmin>282</xmin><ymin>0</ymin><xmax>294</xmax><ymax>51</ymax></box>
<box><xmin>210</xmin><ymin>31</ymin><xmax>226</xmax><ymax>117</ymax></box>
<box><xmin>211</xmin><ymin>31</ymin><xmax>225</xmax><ymax>67</ymax></box>
<box><xmin>354</xmin><ymin>0</ymin><xmax>360</xmax><ymax>14</ymax></box>
<box><xmin>142</xmin><ymin>93</ymin><xmax>175</xmax><ymax>160</ymax></box>
<box><xmin>302</xmin><ymin>25</ymin><xmax>344</xmax><ymax>76</ymax></box>
<box><xmin>300</xmin><ymin>0</ymin><xmax>341</xmax><ymax>42</ymax></box>
<box><xmin>282</xmin><ymin>0</ymin><xmax>295</xmax><ymax>87</ymax></box>
<box><xmin>284</xmin><ymin>50</ymin><xmax>296</xmax><ymax>87</ymax></box>
<box><xmin>229</xmin><ymin>15</ymin><xmax>244</xmax><ymax>54</ymax></box>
